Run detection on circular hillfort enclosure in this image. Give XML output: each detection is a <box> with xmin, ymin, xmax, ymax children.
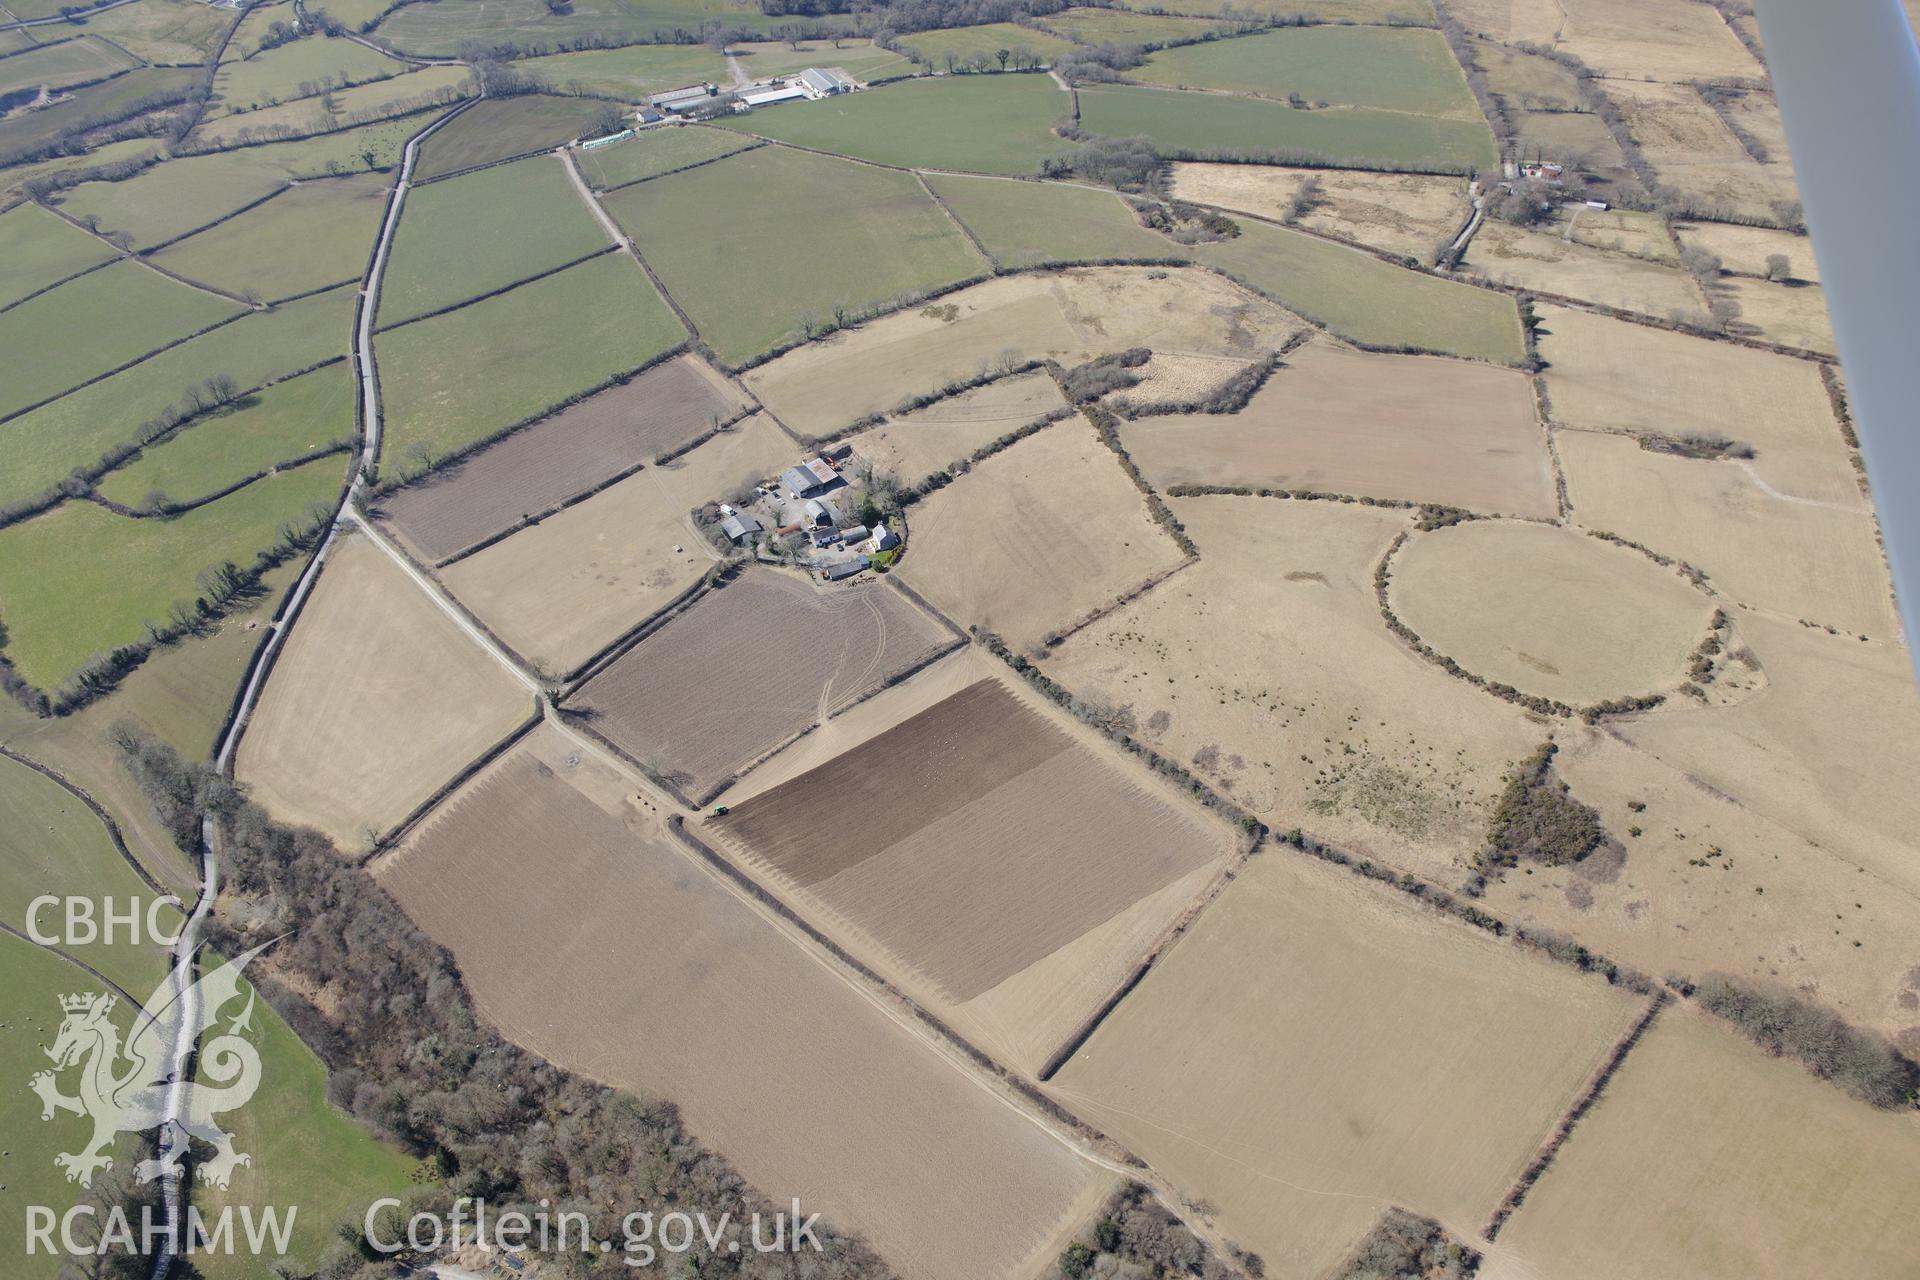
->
<box><xmin>1388</xmin><ymin>520</ymin><xmax>1713</xmax><ymax>706</ymax></box>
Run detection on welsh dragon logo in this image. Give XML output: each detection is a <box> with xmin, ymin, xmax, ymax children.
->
<box><xmin>29</xmin><ymin>941</ymin><xmax>272</xmax><ymax>1190</ymax></box>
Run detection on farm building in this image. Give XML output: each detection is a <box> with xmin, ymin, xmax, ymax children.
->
<box><xmin>742</xmin><ymin>85</ymin><xmax>809</xmax><ymax>108</ymax></box>
<box><xmin>810</xmin><ymin>526</ymin><xmax>841</xmax><ymax>547</ymax></box>
<box><xmin>651</xmin><ymin>83</ymin><xmax>720</xmax><ymax>113</ymax></box>
<box><xmin>840</xmin><ymin>524</ymin><xmax>871</xmax><ymax>546</ymax></box>
<box><xmin>720</xmin><ymin>513</ymin><xmax>764</xmax><ymax>543</ymax></box>
<box><xmin>781</xmin><ymin>458</ymin><xmax>841</xmax><ymax>497</ymax></box>
<box><xmin>798</xmin><ymin>67</ymin><xmax>857</xmax><ymax>98</ymax></box>
<box><xmin>1521</xmin><ymin>161</ymin><xmax>1564</xmax><ymax>182</ymax></box>
<box><xmin>868</xmin><ymin>520</ymin><xmax>899</xmax><ymax>552</ymax></box>
<box><xmin>804</xmin><ymin>497</ymin><xmax>840</xmax><ymax>527</ymax></box>
<box><xmin>822</xmin><ymin>555</ymin><xmax>871</xmax><ymax>581</ymax></box>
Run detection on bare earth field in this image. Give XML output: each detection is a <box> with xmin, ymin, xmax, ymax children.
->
<box><xmin>572</xmin><ymin>568</ymin><xmax>957</xmax><ymax>802</ymax></box>
<box><xmin>1535</xmin><ymin>303</ymin><xmax>1859</xmax><ymax>507</ymax></box>
<box><xmin>1567</xmin><ymin>205</ymin><xmax>1678</xmax><ymax>262</ymax></box>
<box><xmin>1557</xmin><ymin>430</ymin><xmax>1895</xmax><ymax>638</ymax></box>
<box><xmin>745</xmin><ymin>267</ymin><xmax>1305</xmax><ymax>435</ymax></box>
<box><xmin>438</xmin><ymin>412</ymin><xmax>794</xmax><ymax>673</ymax></box>
<box><xmin>235</xmin><ymin>532</ymin><xmax>530</xmax><ymax>849</ymax></box>
<box><xmin>1606</xmin><ymin>78</ymin><xmax>1791</xmax><ymax>220</ymax></box>
<box><xmin>380</xmin><ymin>354</ymin><xmax>746</xmax><ymax>562</ymax></box>
<box><xmin>1122</xmin><ymin>339</ymin><xmax>1555</xmax><ymax>517</ymax></box>
<box><xmin>1446</xmin><ymin>0</ymin><xmax>1565</xmax><ymax>44</ymax></box>
<box><xmin>1389</xmin><ymin>520</ymin><xmax>1713</xmax><ymax>705</ymax></box>
<box><xmin>1048</xmin><ymin>497</ymin><xmax>1541</xmax><ymax>882</ymax></box>
<box><xmin>1554</xmin><ymin>0</ymin><xmax>1762</xmax><ymax>81</ymax></box>
<box><xmin>1481</xmin><ymin>725</ymin><xmax>1920</xmax><ymax>1042</ymax></box>
<box><xmin>375</xmin><ymin>724</ymin><xmax>1110</xmax><ymax>1280</ymax></box>
<box><xmin>1464</xmin><ymin>217</ymin><xmax>1703</xmax><ymax>318</ymax></box>
<box><xmin>1486</xmin><ymin>1011</ymin><xmax>1920</xmax><ymax>1280</ymax></box>
<box><xmin>896</xmin><ymin>418</ymin><xmax>1188</xmax><ymax>649</ymax></box>
<box><xmin>1169</xmin><ymin>162</ymin><xmax>1468</xmax><ymax>261</ymax></box>
<box><xmin>708</xmin><ymin>675</ymin><xmax>1230</xmax><ymax>1074</ymax></box>
<box><xmin>1049</xmin><ymin>848</ymin><xmax>1642</xmax><ymax>1280</ymax></box>
<box><xmin>844</xmin><ymin>371</ymin><xmax>1068</xmax><ymax>484</ymax></box>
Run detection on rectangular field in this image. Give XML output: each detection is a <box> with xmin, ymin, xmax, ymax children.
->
<box><xmin>1462</xmin><ymin>217</ymin><xmax>1703</xmax><ymax>318</ymax></box>
<box><xmin>1136</xmin><ymin>26</ymin><xmax>1480</xmax><ymax>118</ymax></box>
<box><xmin>573</xmin><ymin>123</ymin><xmax>755</xmax><ymax>190</ymax></box>
<box><xmin>725</xmin><ymin>37</ymin><xmax>914</xmax><ymax>82</ymax></box>
<box><xmin>0</xmin><ymin>259</ymin><xmax>242</xmax><ymax>420</ymax></box>
<box><xmin>574</xmin><ymin>567</ymin><xmax>957</xmax><ymax>801</ymax></box>
<box><xmin>926</xmin><ymin>172</ymin><xmax>1176</xmax><ymax>267</ymax></box>
<box><xmin>210</xmin><ymin>33</ymin><xmax>410</xmax><ymax>114</ymax></box>
<box><xmin>845</xmin><ymin>370</ymin><xmax>1069</xmax><ymax>484</ymax></box>
<box><xmin>0</xmin><ymin>67</ymin><xmax>199</xmax><ymax>164</ymax></box>
<box><xmin>0</xmin><ymin>201</ymin><xmax>114</xmax><ymax>309</ymax></box>
<box><xmin>1049</xmin><ymin>848</ymin><xmax>1642</xmax><ymax>1280</ymax></box>
<box><xmin>1554</xmin><ymin>0</ymin><xmax>1763</xmax><ymax>81</ymax></box>
<box><xmin>0</xmin><ymin>35</ymin><xmax>140</xmax><ymax>96</ymax></box>
<box><xmin>1076</xmin><ymin>83</ymin><xmax>1497</xmax><ymax>174</ymax></box>
<box><xmin>511</xmin><ymin>41</ymin><xmax>723</xmax><ymax>98</ymax></box>
<box><xmin>379</xmin><ymin>154</ymin><xmax>609</xmax><ymax>325</ymax></box>
<box><xmin>375</xmin><ymin>723</ymin><xmax>1109</xmax><ymax>1280</ymax></box>
<box><xmin>186</xmin><ymin>65</ymin><xmax>475</xmax><ymax>149</ymax></box>
<box><xmin>1035</xmin><ymin>8</ymin><xmax>1228</xmax><ymax>45</ymax></box>
<box><xmin>381</xmin><ymin>353</ymin><xmax>747</xmax><ymax>562</ymax></box>
<box><xmin>1171</xmin><ymin>161</ymin><xmax>1469</xmax><ymax>262</ymax></box>
<box><xmin>412</xmin><ymin>94</ymin><xmax>612</xmax><ymax>180</ymax></box>
<box><xmin>709</xmin><ymin>673</ymin><xmax>1228</xmax><ymax>1072</ymax></box>
<box><xmin>607</xmin><ymin>143</ymin><xmax>987</xmax><ymax>362</ymax></box>
<box><xmin>895</xmin><ymin>23</ymin><xmax>1075</xmax><ymax>66</ymax></box>
<box><xmin>149</xmin><ymin>171</ymin><xmax>391</xmax><ymax>302</ymax></box>
<box><xmin>65</xmin><ymin>0</ymin><xmax>231</xmax><ymax>62</ymax></box>
<box><xmin>1491</xmin><ymin>1011</ymin><xmax>1920</xmax><ymax>1280</ymax></box>
<box><xmin>376</xmin><ymin>253</ymin><xmax>684</xmax><ymax>464</ymax></box>
<box><xmin>234</xmin><ymin>530</ymin><xmax>531</xmax><ymax>849</ymax></box>
<box><xmin>1122</xmin><ymin>339</ymin><xmax>1555</xmax><ymax>517</ymax></box>
<box><xmin>897</xmin><ymin>418</ymin><xmax>1188</xmax><ymax>648</ymax></box>
<box><xmin>437</xmin><ymin>412</ymin><xmax>795</xmax><ymax>672</ymax></box>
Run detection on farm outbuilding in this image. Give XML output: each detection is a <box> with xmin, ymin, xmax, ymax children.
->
<box><xmin>804</xmin><ymin>497</ymin><xmax>839</xmax><ymax>527</ymax></box>
<box><xmin>781</xmin><ymin>457</ymin><xmax>841</xmax><ymax>497</ymax></box>
<box><xmin>720</xmin><ymin>513</ymin><xmax>764</xmax><ymax>543</ymax></box>
<box><xmin>822</xmin><ymin>556</ymin><xmax>871</xmax><ymax>582</ymax></box>
<box><xmin>743</xmin><ymin>85</ymin><xmax>809</xmax><ymax>108</ymax></box>
<box><xmin>651</xmin><ymin>83</ymin><xmax>720</xmax><ymax>113</ymax></box>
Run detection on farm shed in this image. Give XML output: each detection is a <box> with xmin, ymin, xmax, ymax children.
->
<box><xmin>822</xmin><ymin>556</ymin><xmax>870</xmax><ymax>581</ymax></box>
<box><xmin>799</xmin><ymin>67</ymin><xmax>854</xmax><ymax>98</ymax></box>
<box><xmin>720</xmin><ymin>513</ymin><xmax>763</xmax><ymax>543</ymax></box>
<box><xmin>781</xmin><ymin>457</ymin><xmax>840</xmax><ymax>496</ymax></box>
<box><xmin>743</xmin><ymin>85</ymin><xmax>809</xmax><ymax>108</ymax></box>
<box><xmin>804</xmin><ymin>497</ymin><xmax>839</xmax><ymax>527</ymax></box>
<box><xmin>652</xmin><ymin>83</ymin><xmax>719</xmax><ymax>113</ymax></box>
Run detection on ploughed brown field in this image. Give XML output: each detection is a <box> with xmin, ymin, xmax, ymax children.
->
<box><xmin>712</xmin><ymin>678</ymin><xmax>1224</xmax><ymax>1006</ymax></box>
<box><xmin>375</xmin><ymin>725</ymin><xmax>1108</xmax><ymax>1280</ymax></box>
<box><xmin>380</xmin><ymin>354</ymin><xmax>748</xmax><ymax>562</ymax></box>
<box><xmin>572</xmin><ymin>568</ymin><xmax>957</xmax><ymax>802</ymax></box>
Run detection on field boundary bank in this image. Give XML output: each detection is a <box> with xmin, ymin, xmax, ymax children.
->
<box><xmin>0</xmin><ymin>301</ymin><xmax>252</xmax><ymax>430</ymax></box>
<box><xmin>801</xmin><ymin>357</ymin><xmax>1051</xmax><ymax>447</ymax></box>
<box><xmin>134</xmin><ymin>181</ymin><xmax>298</xmax><ymax>255</ymax></box>
<box><xmin>611</xmin><ymin>222</ymin><xmax>702</xmax><ymax>344</ymax></box>
<box><xmin>1481</xmin><ymin>992</ymin><xmax>1669</xmax><ymax>1240</ymax></box>
<box><xmin>875</xmin><ymin>573</ymin><xmax>970</xmax><ymax>644</ymax></box>
<box><xmin>88</xmin><ymin>439</ymin><xmax>357</xmax><ymax>518</ymax></box>
<box><xmin>1112</xmin><ymin>334</ymin><xmax>1308</xmax><ymax>420</ymax></box>
<box><xmin>562</xmin><ymin>566</ymin><xmax>722</xmax><ymax>690</ymax></box>
<box><xmin>419</xmin><ymin>458</ymin><xmax>649</xmax><ymax>568</ymax></box>
<box><xmin>567</xmin><ymin>715</ymin><xmax>696</xmax><ymax>809</ymax></box>
<box><xmin>0</xmin><ymin>744</ymin><xmax>171</xmax><ymax>894</ymax></box>
<box><xmin>370</xmin><ymin>340</ymin><xmax>688</xmax><ymax>495</ymax></box>
<box><xmin>364</xmin><ymin>708</ymin><xmax>544</xmax><ymax>862</ymax></box>
<box><xmin>1473</xmin><ymin>275</ymin><xmax>1836</xmax><ymax>365</ymax></box>
<box><xmin>0</xmin><ymin>918</ymin><xmax>145</xmax><ymax>1009</ymax></box>
<box><xmin>412</xmin><ymin>138</ymin><xmax>580</xmax><ymax>187</ymax></box>
<box><xmin>1044</xmin><ymin>553</ymin><xmax>1198</xmax><ymax>649</ymax></box>
<box><xmin>895</xmin><ymin>406</ymin><xmax>1078</xmax><ymax>505</ymax></box>
<box><xmin>0</xmin><ymin>252</ymin><xmax>118</xmax><ymax>317</ymax></box>
<box><xmin>1081</xmin><ymin>402</ymin><xmax>1199</xmax><ymax>556</ymax></box>
<box><xmin>915</xmin><ymin>169</ymin><xmax>996</xmax><ymax>266</ymax></box>
<box><xmin>370</xmin><ymin>243</ymin><xmax>617</xmax><ymax>333</ymax></box>
<box><xmin>593</xmin><ymin>138</ymin><xmax>765</xmax><ymax>195</ymax></box>
<box><xmin>169</xmin><ymin>102</ymin><xmax>447</xmax><ymax>162</ymax></box>
<box><xmin>366</xmin><ymin>517</ymin><xmax>542</xmax><ymax>674</ymax></box>
<box><xmin>175</xmin><ymin>79</ymin><xmax>477</xmax><ymax>157</ymax></box>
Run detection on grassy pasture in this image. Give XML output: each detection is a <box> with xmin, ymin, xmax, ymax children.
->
<box><xmin>412</xmin><ymin>93</ymin><xmax>608</xmax><ymax>179</ymax></box>
<box><xmin>896</xmin><ymin>21</ymin><xmax>1075</xmax><ymax>66</ymax></box>
<box><xmin>1172</xmin><ymin>161</ymin><xmax>1468</xmax><ymax>261</ymax></box>
<box><xmin>151</xmin><ymin>170</ymin><xmax>390</xmax><ymax>301</ymax></box>
<box><xmin>0</xmin><ymin>29</ymin><xmax>36</xmax><ymax>53</ymax></box>
<box><xmin>721</xmin><ymin>72</ymin><xmax>1075</xmax><ymax>175</ymax></box>
<box><xmin>927</xmin><ymin>172</ymin><xmax>1173</xmax><ymax>266</ymax></box>
<box><xmin>0</xmin><ymin>752</ymin><xmax>179</xmax><ymax>996</ymax></box>
<box><xmin>1034</xmin><ymin>7</ymin><xmax>1229</xmax><ymax>45</ymax></box>
<box><xmin>1077</xmin><ymin>83</ymin><xmax>1497</xmax><ymax>172</ymax></box>
<box><xmin>380</xmin><ymin>154</ymin><xmax>608</xmax><ymax>325</ymax></box>
<box><xmin>373</xmin><ymin>0</ymin><xmax>775</xmax><ymax>56</ymax></box>
<box><xmin>225</xmin><ymin>0</ymin><xmax>297</xmax><ymax>56</ymax></box>
<box><xmin>211</xmin><ymin>32</ymin><xmax>410</xmax><ymax>114</ymax></box>
<box><xmin>1196</xmin><ymin>218</ymin><xmax>1524</xmax><ymax>362</ymax></box>
<box><xmin>0</xmin><ymin>456</ymin><xmax>344</xmax><ymax>690</ymax></box>
<box><xmin>608</xmin><ymin>143</ymin><xmax>987</xmax><ymax>361</ymax></box>
<box><xmin>1140</xmin><ymin>0</ymin><xmax>1433</xmax><ymax>17</ymax></box>
<box><xmin>0</xmin><ymin>259</ymin><xmax>242</xmax><ymax>421</ymax></box>
<box><xmin>187</xmin><ymin>63</ymin><xmax>475</xmax><ymax>147</ymax></box>
<box><xmin>64</xmin><ymin>0</ymin><xmax>232</xmax><ymax>61</ymax></box>
<box><xmin>0</xmin><ymin>200</ymin><xmax>115</xmax><ymax>307</ymax></box>
<box><xmin>0</xmin><ymin>283</ymin><xmax>351</xmax><ymax>508</ymax></box>
<box><xmin>726</xmin><ymin>37</ymin><xmax>914</xmax><ymax>82</ymax></box>
<box><xmin>0</xmin><ymin>67</ymin><xmax>200</xmax><ymax>164</ymax></box>
<box><xmin>517</xmin><ymin>41</ymin><xmax>723</xmax><ymax>98</ymax></box>
<box><xmin>0</xmin><ymin>137</ymin><xmax>164</xmax><ymax>208</ymax></box>
<box><xmin>309</xmin><ymin>0</ymin><xmax>398</xmax><ymax>31</ymax></box>
<box><xmin>378</xmin><ymin>253</ymin><xmax>683</xmax><ymax>462</ymax></box>
<box><xmin>235</xmin><ymin>531</ymin><xmax>529</xmax><ymax>846</ymax></box>
<box><xmin>574</xmin><ymin>122</ymin><xmax>754</xmax><ymax>189</ymax></box>
<box><xmin>0</xmin><ymin>35</ymin><xmax>140</xmax><ymax>96</ymax></box>
<box><xmin>97</xmin><ymin>363</ymin><xmax>357</xmax><ymax>508</ymax></box>
<box><xmin>1138</xmin><ymin>26</ymin><xmax>1480</xmax><ymax>118</ymax></box>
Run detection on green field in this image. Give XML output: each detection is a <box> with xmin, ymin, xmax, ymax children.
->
<box><xmin>608</xmin><ymin>143</ymin><xmax>986</xmax><ymax>361</ymax></box>
<box><xmin>0</xmin><ymin>753</ymin><xmax>180</xmax><ymax>996</ymax></box>
<box><xmin>212</xmin><ymin>32</ymin><xmax>411</xmax><ymax>115</ymax></box>
<box><xmin>151</xmin><ymin>171</ymin><xmax>390</xmax><ymax>302</ymax></box>
<box><xmin>1195</xmin><ymin>219</ymin><xmax>1524</xmax><ymax>361</ymax></box>
<box><xmin>374</xmin><ymin>0</ymin><xmax>776</xmax><ymax>56</ymax></box>
<box><xmin>1117</xmin><ymin>0</ymin><xmax>1431</xmax><ymax>18</ymax></box>
<box><xmin>518</xmin><ymin>41</ymin><xmax>725</xmax><ymax>99</ymax></box>
<box><xmin>380</xmin><ymin>154</ymin><xmax>608</xmax><ymax>325</ymax></box>
<box><xmin>0</xmin><ymin>67</ymin><xmax>201</xmax><ymax>165</ymax></box>
<box><xmin>193</xmin><ymin>988</ymin><xmax>420</xmax><ymax>1280</ymax></box>
<box><xmin>187</xmin><ymin>63</ymin><xmax>474</xmax><ymax>149</ymax></box>
<box><xmin>412</xmin><ymin>94</ymin><xmax>613</xmax><ymax>180</ymax></box>
<box><xmin>726</xmin><ymin>37</ymin><xmax>915</xmax><ymax>83</ymax></box>
<box><xmin>0</xmin><ymin>456</ymin><xmax>344</xmax><ymax>690</ymax></box>
<box><xmin>1077</xmin><ymin>83</ymin><xmax>1497</xmax><ymax>172</ymax></box>
<box><xmin>378</xmin><ymin>253</ymin><xmax>684</xmax><ymax>461</ymax></box>
<box><xmin>0</xmin><ymin>260</ymin><xmax>243</xmax><ymax>421</ymax></box>
<box><xmin>227</xmin><ymin>1</ymin><xmax>299</xmax><ymax>56</ymax></box>
<box><xmin>896</xmin><ymin>21</ymin><xmax>1076</xmax><ymax>67</ymax></box>
<box><xmin>720</xmin><ymin>73</ymin><xmax>1076</xmax><ymax>174</ymax></box>
<box><xmin>315</xmin><ymin>0</ymin><xmax>399</xmax><ymax>32</ymax></box>
<box><xmin>0</xmin><ymin>35</ymin><xmax>141</xmax><ymax>96</ymax></box>
<box><xmin>97</xmin><ymin>363</ymin><xmax>357</xmax><ymax>509</ymax></box>
<box><xmin>0</xmin><ymin>284</ymin><xmax>353</xmax><ymax>508</ymax></box>
<box><xmin>65</xmin><ymin>0</ymin><xmax>234</xmax><ymax>62</ymax></box>
<box><xmin>0</xmin><ymin>202</ymin><xmax>116</xmax><ymax>308</ymax></box>
<box><xmin>1136</xmin><ymin>26</ymin><xmax>1480</xmax><ymax>117</ymax></box>
<box><xmin>0</xmin><ymin>29</ymin><xmax>36</xmax><ymax>54</ymax></box>
<box><xmin>928</xmin><ymin>173</ymin><xmax>1175</xmax><ymax>267</ymax></box>
<box><xmin>575</xmin><ymin>123</ymin><xmax>756</xmax><ymax>190</ymax></box>
<box><xmin>1033</xmin><ymin>8</ymin><xmax>1229</xmax><ymax>46</ymax></box>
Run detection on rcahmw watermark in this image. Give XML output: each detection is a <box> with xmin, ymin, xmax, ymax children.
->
<box><xmin>25</xmin><ymin>1204</ymin><xmax>297</xmax><ymax>1258</ymax></box>
<box><xmin>364</xmin><ymin>1196</ymin><xmax>825</xmax><ymax>1268</ymax></box>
